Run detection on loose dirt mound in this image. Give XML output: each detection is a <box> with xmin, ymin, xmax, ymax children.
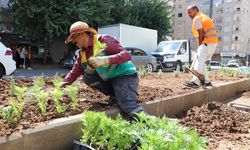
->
<box><xmin>179</xmin><ymin>102</ymin><xmax>250</xmax><ymax>149</ymax></box>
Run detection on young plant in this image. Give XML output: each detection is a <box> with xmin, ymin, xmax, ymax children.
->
<box><xmin>51</xmin><ymin>89</ymin><xmax>65</xmax><ymax>113</ymax></box>
<box><xmin>157</xmin><ymin>69</ymin><xmax>163</xmax><ymax>79</ymax></box>
<box><xmin>1</xmin><ymin>97</ymin><xmax>24</xmax><ymax>124</ymax></box>
<box><xmin>35</xmin><ymin>91</ymin><xmax>49</xmax><ymax>116</ymax></box>
<box><xmin>33</xmin><ymin>74</ymin><xmax>45</xmax><ymax>87</ymax></box>
<box><xmin>52</xmin><ymin>74</ymin><xmax>63</xmax><ymax>89</ymax></box>
<box><xmin>183</xmin><ymin>63</ymin><xmax>190</xmax><ymax>73</ymax></box>
<box><xmin>9</xmin><ymin>97</ymin><xmax>23</xmax><ymax>121</ymax></box>
<box><xmin>13</xmin><ymin>86</ymin><xmax>27</xmax><ymax>112</ymax></box>
<box><xmin>64</xmin><ymin>85</ymin><xmax>79</xmax><ymax>110</ymax></box>
<box><xmin>9</xmin><ymin>76</ymin><xmax>16</xmax><ymax>95</ymax></box>
<box><xmin>1</xmin><ymin>105</ymin><xmax>15</xmax><ymax>124</ymax></box>
<box><xmin>139</xmin><ymin>67</ymin><xmax>147</xmax><ymax>78</ymax></box>
<box><xmin>80</xmin><ymin>111</ymin><xmax>207</xmax><ymax>150</ymax></box>
<box><xmin>173</xmin><ymin>70</ymin><xmax>180</xmax><ymax>77</ymax></box>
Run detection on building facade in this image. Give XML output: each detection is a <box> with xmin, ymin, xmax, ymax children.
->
<box><xmin>172</xmin><ymin>0</ymin><xmax>250</xmax><ymax>64</ymax></box>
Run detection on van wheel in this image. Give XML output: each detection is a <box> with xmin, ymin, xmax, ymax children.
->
<box><xmin>145</xmin><ymin>63</ymin><xmax>153</xmax><ymax>73</ymax></box>
<box><xmin>0</xmin><ymin>64</ymin><xmax>5</xmax><ymax>78</ymax></box>
<box><xmin>175</xmin><ymin>62</ymin><xmax>182</xmax><ymax>71</ymax></box>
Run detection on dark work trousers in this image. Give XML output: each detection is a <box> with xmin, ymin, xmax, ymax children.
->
<box><xmin>83</xmin><ymin>71</ymin><xmax>144</xmax><ymax>117</ymax></box>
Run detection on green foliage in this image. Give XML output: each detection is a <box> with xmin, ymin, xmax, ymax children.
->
<box><xmin>33</xmin><ymin>75</ymin><xmax>45</xmax><ymax>87</ymax></box>
<box><xmin>51</xmin><ymin>89</ymin><xmax>65</xmax><ymax>113</ymax></box>
<box><xmin>12</xmin><ymin>86</ymin><xmax>27</xmax><ymax>112</ymax></box>
<box><xmin>157</xmin><ymin>69</ymin><xmax>163</xmax><ymax>79</ymax></box>
<box><xmin>52</xmin><ymin>74</ymin><xmax>63</xmax><ymax>89</ymax></box>
<box><xmin>35</xmin><ymin>91</ymin><xmax>49</xmax><ymax>116</ymax></box>
<box><xmin>64</xmin><ymin>84</ymin><xmax>79</xmax><ymax>110</ymax></box>
<box><xmin>218</xmin><ymin>67</ymin><xmax>242</xmax><ymax>77</ymax></box>
<box><xmin>173</xmin><ymin>70</ymin><xmax>180</xmax><ymax>78</ymax></box>
<box><xmin>1</xmin><ymin>105</ymin><xmax>16</xmax><ymax>124</ymax></box>
<box><xmin>9</xmin><ymin>76</ymin><xmax>16</xmax><ymax>95</ymax></box>
<box><xmin>1</xmin><ymin>97</ymin><xmax>24</xmax><ymax>124</ymax></box>
<box><xmin>110</xmin><ymin>0</ymin><xmax>173</xmax><ymax>41</ymax></box>
<box><xmin>11</xmin><ymin>0</ymin><xmax>172</xmax><ymax>42</ymax></box>
<box><xmin>11</xmin><ymin>0</ymin><xmax>89</xmax><ymax>42</ymax></box>
<box><xmin>80</xmin><ymin>111</ymin><xmax>207</xmax><ymax>150</ymax></box>
<box><xmin>139</xmin><ymin>67</ymin><xmax>147</xmax><ymax>77</ymax></box>
<box><xmin>81</xmin><ymin>112</ymin><xmax>139</xmax><ymax>150</ymax></box>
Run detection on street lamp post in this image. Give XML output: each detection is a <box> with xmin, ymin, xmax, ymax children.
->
<box><xmin>247</xmin><ymin>38</ymin><xmax>250</xmax><ymax>67</ymax></box>
<box><xmin>209</xmin><ymin>0</ymin><xmax>213</xmax><ymax>18</ymax></box>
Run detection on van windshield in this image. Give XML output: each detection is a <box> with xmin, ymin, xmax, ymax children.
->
<box><xmin>154</xmin><ymin>41</ymin><xmax>182</xmax><ymax>53</ymax></box>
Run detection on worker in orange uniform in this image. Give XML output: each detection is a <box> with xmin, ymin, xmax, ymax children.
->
<box><xmin>184</xmin><ymin>5</ymin><xmax>218</xmax><ymax>88</ymax></box>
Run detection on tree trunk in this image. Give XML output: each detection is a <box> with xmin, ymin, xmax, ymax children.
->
<box><xmin>43</xmin><ymin>40</ymin><xmax>50</xmax><ymax>64</ymax></box>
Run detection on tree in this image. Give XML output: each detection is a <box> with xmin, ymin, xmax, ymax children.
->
<box><xmin>11</xmin><ymin>0</ymin><xmax>172</xmax><ymax>63</ymax></box>
<box><xmin>110</xmin><ymin>0</ymin><xmax>173</xmax><ymax>41</ymax></box>
<box><xmin>11</xmin><ymin>0</ymin><xmax>90</xmax><ymax>63</ymax></box>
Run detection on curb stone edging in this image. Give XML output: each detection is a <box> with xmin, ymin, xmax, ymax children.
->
<box><xmin>0</xmin><ymin>78</ymin><xmax>249</xmax><ymax>150</ymax></box>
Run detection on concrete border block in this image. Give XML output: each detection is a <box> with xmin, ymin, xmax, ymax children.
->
<box><xmin>246</xmin><ymin>78</ymin><xmax>250</xmax><ymax>90</ymax></box>
<box><xmin>142</xmin><ymin>99</ymin><xmax>160</xmax><ymax>116</ymax></box>
<box><xmin>0</xmin><ymin>134</ymin><xmax>23</xmax><ymax>150</ymax></box>
<box><xmin>158</xmin><ymin>96</ymin><xmax>180</xmax><ymax>118</ymax></box>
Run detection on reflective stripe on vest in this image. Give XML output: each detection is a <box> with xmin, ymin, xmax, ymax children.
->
<box><xmin>192</xmin><ymin>12</ymin><xmax>218</xmax><ymax>44</ymax></box>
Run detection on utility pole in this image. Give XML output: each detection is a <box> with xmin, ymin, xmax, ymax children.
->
<box><xmin>209</xmin><ymin>0</ymin><xmax>213</xmax><ymax>18</ymax></box>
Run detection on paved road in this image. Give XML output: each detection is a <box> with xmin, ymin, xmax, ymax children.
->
<box><xmin>2</xmin><ymin>64</ymin><xmax>71</xmax><ymax>79</ymax></box>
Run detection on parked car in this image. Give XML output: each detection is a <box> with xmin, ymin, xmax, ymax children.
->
<box><xmin>63</xmin><ymin>47</ymin><xmax>157</xmax><ymax>73</ymax></box>
<box><xmin>0</xmin><ymin>42</ymin><xmax>16</xmax><ymax>78</ymax></box>
<box><xmin>227</xmin><ymin>59</ymin><xmax>240</xmax><ymax>68</ymax></box>
<box><xmin>209</xmin><ymin>61</ymin><xmax>223</xmax><ymax>70</ymax></box>
<box><xmin>124</xmin><ymin>47</ymin><xmax>157</xmax><ymax>73</ymax></box>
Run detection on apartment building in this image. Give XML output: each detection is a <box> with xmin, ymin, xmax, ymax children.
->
<box><xmin>172</xmin><ymin>0</ymin><xmax>250</xmax><ymax>64</ymax></box>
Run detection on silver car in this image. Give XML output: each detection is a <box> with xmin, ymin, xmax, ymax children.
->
<box><xmin>124</xmin><ymin>47</ymin><xmax>157</xmax><ymax>73</ymax></box>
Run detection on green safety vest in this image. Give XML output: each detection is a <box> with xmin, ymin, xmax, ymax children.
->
<box><xmin>80</xmin><ymin>39</ymin><xmax>136</xmax><ymax>80</ymax></box>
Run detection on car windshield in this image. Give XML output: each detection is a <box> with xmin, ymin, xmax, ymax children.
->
<box><xmin>228</xmin><ymin>60</ymin><xmax>237</xmax><ymax>63</ymax></box>
<box><xmin>154</xmin><ymin>41</ymin><xmax>181</xmax><ymax>53</ymax></box>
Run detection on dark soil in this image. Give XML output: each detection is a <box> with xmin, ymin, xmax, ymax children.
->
<box><xmin>0</xmin><ymin>71</ymin><xmax>248</xmax><ymax>139</ymax></box>
<box><xmin>178</xmin><ymin>102</ymin><xmax>250</xmax><ymax>149</ymax></box>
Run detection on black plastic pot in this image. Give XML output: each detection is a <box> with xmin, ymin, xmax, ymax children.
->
<box><xmin>73</xmin><ymin>140</ymin><xmax>95</xmax><ymax>150</ymax></box>
<box><xmin>73</xmin><ymin>140</ymin><xmax>140</xmax><ymax>150</ymax></box>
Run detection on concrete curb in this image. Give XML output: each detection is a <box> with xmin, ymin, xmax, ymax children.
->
<box><xmin>0</xmin><ymin>78</ymin><xmax>249</xmax><ymax>150</ymax></box>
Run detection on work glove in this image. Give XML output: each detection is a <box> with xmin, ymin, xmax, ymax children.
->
<box><xmin>88</xmin><ymin>56</ymin><xmax>109</xmax><ymax>68</ymax></box>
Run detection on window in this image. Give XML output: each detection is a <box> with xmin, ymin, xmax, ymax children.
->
<box><xmin>133</xmin><ymin>49</ymin><xmax>146</xmax><ymax>56</ymax></box>
<box><xmin>235</xmin><ymin>27</ymin><xmax>239</xmax><ymax>31</ymax></box>
<box><xmin>178</xmin><ymin>13</ymin><xmax>182</xmax><ymax>17</ymax></box>
<box><xmin>224</xmin><ymin>36</ymin><xmax>230</xmax><ymax>42</ymax></box>
<box><xmin>224</xmin><ymin>26</ymin><xmax>230</xmax><ymax>32</ymax></box>
<box><xmin>223</xmin><ymin>45</ymin><xmax>229</xmax><ymax>51</ymax></box>
<box><xmin>236</xmin><ymin>7</ymin><xmax>241</xmax><ymax>11</ymax></box>
<box><xmin>225</xmin><ymin>7</ymin><xmax>231</xmax><ymax>13</ymax></box>
<box><xmin>178</xmin><ymin>4</ymin><xmax>182</xmax><ymax>9</ymax></box>
<box><xmin>178</xmin><ymin>42</ymin><xmax>187</xmax><ymax>55</ymax></box>
<box><xmin>234</xmin><ymin>36</ymin><xmax>238</xmax><ymax>41</ymax></box>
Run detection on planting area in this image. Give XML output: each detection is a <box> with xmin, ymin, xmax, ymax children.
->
<box><xmin>178</xmin><ymin>101</ymin><xmax>250</xmax><ymax>150</ymax></box>
<box><xmin>0</xmin><ymin>71</ymin><xmax>249</xmax><ymax>149</ymax></box>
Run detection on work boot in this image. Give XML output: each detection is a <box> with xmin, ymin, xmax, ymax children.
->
<box><xmin>205</xmin><ymin>82</ymin><xmax>213</xmax><ymax>87</ymax></box>
<box><xmin>184</xmin><ymin>81</ymin><xmax>200</xmax><ymax>88</ymax></box>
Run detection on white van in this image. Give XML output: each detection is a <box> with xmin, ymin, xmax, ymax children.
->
<box><xmin>151</xmin><ymin>40</ymin><xmax>194</xmax><ymax>71</ymax></box>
